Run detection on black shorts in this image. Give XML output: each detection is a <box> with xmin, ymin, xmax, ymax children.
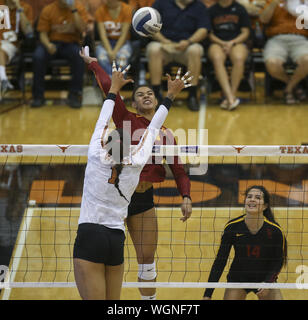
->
<box><xmin>73</xmin><ymin>223</ymin><xmax>125</xmax><ymax>266</ymax></box>
<box><xmin>227</xmin><ymin>274</ymin><xmax>269</xmax><ymax>295</ymax></box>
<box><xmin>128</xmin><ymin>186</ymin><xmax>155</xmax><ymax>216</ymax></box>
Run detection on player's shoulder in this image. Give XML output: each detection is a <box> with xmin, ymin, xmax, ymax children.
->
<box><xmin>224</xmin><ymin>214</ymin><xmax>246</xmax><ymax>231</ymax></box>
<box><xmin>264</xmin><ymin>218</ymin><xmax>283</xmax><ymax>234</ymax></box>
<box><xmin>40</xmin><ymin>1</ymin><xmax>56</xmax><ymax>15</ymax></box>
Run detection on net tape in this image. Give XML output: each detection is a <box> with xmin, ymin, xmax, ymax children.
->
<box><xmin>1</xmin><ymin>144</ymin><xmax>308</xmax><ymax>157</ymax></box>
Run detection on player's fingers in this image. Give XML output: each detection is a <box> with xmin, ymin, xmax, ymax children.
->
<box><xmin>118</xmin><ymin>60</ymin><xmax>124</xmax><ymax>72</ymax></box>
<box><xmin>181</xmin><ymin>71</ymin><xmax>190</xmax><ymax>81</ymax></box>
<box><xmin>84</xmin><ymin>46</ymin><xmax>89</xmax><ymax>57</ymax></box>
<box><xmin>112</xmin><ymin>60</ymin><xmax>117</xmax><ymax>73</ymax></box>
<box><xmin>175</xmin><ymin>68</ymin><xmax>181</xmax><ymax>80</ymax></box>
<box><xmin>122</xmin><ymin>64</ymin><xmax>131</xmax><ymax>75</ymax></box>
<box><xmin>166</xmin><ymin>73</ymin><xmax>172</xmax><ymax>81</ymax></box>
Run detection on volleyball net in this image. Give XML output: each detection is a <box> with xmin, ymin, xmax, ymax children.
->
<box><xmin>0</xmin><ymin>145</ymin><xmax>308</xmax><ymax>297</ymax></box>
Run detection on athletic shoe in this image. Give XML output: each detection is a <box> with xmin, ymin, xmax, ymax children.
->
<box><xmin>0</xmin><ymin>79</ymin><xmax>14</xmax><ymax>99</ymax></box>
<box><xmin>228</xmin><ymin>98</ymin><xmax>240</xmax><ymax>111</ymax></box>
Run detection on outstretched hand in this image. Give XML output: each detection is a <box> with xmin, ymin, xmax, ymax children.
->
<box><xmin>166</xmin><ymin>68</ymin><xmax>193</xmax><ymax>100</ymax></box>
<box><xmin>79</xmin><ymin>46</ymin><xmax>97</xmax><ymax>64</ymax></box>
<box><xmin>109</xmin><ymin>61</ymin><xmax>134</xmax><ymax>94</ymax></box>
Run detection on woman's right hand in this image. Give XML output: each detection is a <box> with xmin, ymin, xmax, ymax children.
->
<box><xmin>109</xmin><ymin>61</ymin><xmax>134</xmax><ymax>94</ymax></box>
<box><xmin>166</xmin><ymin>68</ymin><xmax>193</xmax><ymax>100</ymax></box>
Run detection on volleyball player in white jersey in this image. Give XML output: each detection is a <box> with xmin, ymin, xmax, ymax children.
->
<box><xmin>73</xmin><ymin>47</ymin><xmax>192</xmax><ymax>300</ymax></box>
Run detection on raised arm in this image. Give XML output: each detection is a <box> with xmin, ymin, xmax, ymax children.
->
<box><xmin>80</xmin><ymin>47</ymin><xmax>133</xmax><ymax>145</ymax></box>
<box><xmin>79</xmin><ymin>46</ymin><xmax>129</xmax><ymax>126</ymax></box>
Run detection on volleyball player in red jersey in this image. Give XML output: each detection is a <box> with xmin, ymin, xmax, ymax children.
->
<box><xmin>81</xmin><ymin>49</ymin><xmax>192</xmax><ymax>300</ymax></box>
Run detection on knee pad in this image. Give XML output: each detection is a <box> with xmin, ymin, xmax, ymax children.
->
<box><xmin>138</xmin><ymin>262</ymin><xmax>157</xmax><ymax>281</ymax></box>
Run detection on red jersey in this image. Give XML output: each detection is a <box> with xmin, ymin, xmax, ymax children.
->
<box><xmin>88</xmin><ymin>61</ymin><xmax>190</xmax><ymax>197</ymax></box>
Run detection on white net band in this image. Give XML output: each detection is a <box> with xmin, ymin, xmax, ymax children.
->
<box><xmin>1</xmin><ymin>144</ymin><xmax>308</xmax><ymax>157</ymax></box>
<box><xmin>1</xmin><ymin>282</ymin><xmax>308</xmax><ymax>289</ymax></box>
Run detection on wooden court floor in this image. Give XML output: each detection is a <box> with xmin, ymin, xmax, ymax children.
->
<box><xmin>0</xmin><ymin>207</ymin><xmax>307</xmax><ymax>300</ymax></box>
<box><xmin>1</xmin><ymin>79</ymin><xmax>308</xmax><ymax>300</ymax></box>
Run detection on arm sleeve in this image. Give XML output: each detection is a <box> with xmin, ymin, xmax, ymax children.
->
<box><xmin>203</xmin><ymin>228</ymin><xmax>233</xmax><ymax>298</ymax></box>
<box><xmin>88</xmin><ymin>61</ymin><xmax>129</xmax><ymax>126</ymax></box>
<box><xmin>264</xmin><ymin>230</ymin><xmax>285</xmax><ymax>283</ymax></box>
<box><xmin>37</xmin><ymin>7</ymin><xmax>51</xmax><ymax>33</ymax></box>
<box><xmin>90</xmin><ymin>95</ymin><xmax>116</xmax><ymax>146</ymax></box>
<box><xmin>169</xmin><ymin>163</ymin><xmax>191</xmax><ymax>198</ymax></box>
<box><xmin>165</xmin><ymin>131</ymin><xmax>190</xmax><ymax>197</ymax></box>
<box><xmin>239</xmin><ymin>6</ymin><xmax>251</xmax><ymax>29</ymax></box>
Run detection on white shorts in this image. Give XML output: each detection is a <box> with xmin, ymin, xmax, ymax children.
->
<box><xmin>0</xmin><ymin>40</ymin><xmax>18</xmax><ymax>63</ymax></box>
<box><xmin>263</xmin><ymin>34</ymin><xmax>308</xmax><ymax>63</ymax></box>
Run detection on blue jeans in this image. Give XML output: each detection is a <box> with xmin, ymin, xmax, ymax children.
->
<box><xmin>95</xmin><ymin>40</ymin><xmax>132</xmax><ymax>76</ymax></box>
<box><xmin>32</xmin><ymin>42</ymin><xmax>84</xmax><ymax>99</ymax></box>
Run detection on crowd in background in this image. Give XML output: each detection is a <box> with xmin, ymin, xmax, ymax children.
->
<box><xmin>0</xmin><ymin>0</ymin><xmax>308</xmax><ymax>110</ymax></box>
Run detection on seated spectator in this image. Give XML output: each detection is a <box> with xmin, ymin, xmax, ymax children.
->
<box><xmin>260</xmin><ymin>0</ymin><xmax>308</xmax><ymax>104</ymax></box>
<box><xmin>201</xmin><ymin>0</ymin><xmax>217</xmax><ymax>7</ymax></box>
<box><xmin>128</xmin><ymin>0</ymin><xmax>155</xmax><ymax>11</ymax></box>
<box><xmin>0</xmin><ymin>0</ymin><xmax>33</xmax><ymax>100</ymax></box>
<box><xmin>237</xmin><ymin>0</ymin><xmax>267</xmax><ymax>47</ymax></box>
<box><xmin>94</xmin><ymin>0</ymin><xmax>133</xmax><ymax>77</ymax></box>
<box><xmin>25</xmin><ymin>0</ymin><xmax>54</xmax><ymax>22</ymax></box>
<box><xmin>207</xmin><ymin>0</ymin><xmax>251</xmax><ymax>110</ymax></box>
<box><xmin>31</xmin><ymin>0</ymin><xmax>89</xmax><ymax>108</ymax></box>
<box><xmin>146</xmin><ymin>0</ymin><xmax>210</xmax><ymax>111</ymax></box>
<box><xmin>79</xmin><ymin>0</ymin><xmax>105</xmax><ymax>34</ymax></box>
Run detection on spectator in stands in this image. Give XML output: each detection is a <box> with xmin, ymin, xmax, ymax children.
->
<box><xmin>94</xmin><ymin>0</ymin><xmax>133</xmax><ymax>77</ymax></box>
<box><xmin>31</xmin><ymin>0</ymin><xmax>89</xmax><ymax>108</ymax></box>
<box><xmin>79</xmin><ymin>0</ymin><xmax>105</xmax><ymax>33</ymax></box>
<box><xmin>80</xmin><ymin>0</ymin><xmax>106</xmax><ymax>17</ymax></box>
<box><xmin>25</xmin><ymin>0</ymin><xmax>54</xmax><ymax>22</ymax></box>
<box><xmin>260</xmin><ymin>0</ymin><xmax>308</xmax><ymax>104</ymax></box>
<box><xmin>128</xmin><ymin>0</ymin><xmax>155</xmax><ymax>11</ymax></box>
<box><xmin>237</xmin><ymin>0</ymin><xmax>267</xmax><ymax>47</ymax></box>
<box><xmin>0</xmin><ymin>0</ymin><xmax>33</xmax><ymax>100</ymax></box>
<box><xmin>146</xmin><ymin>0</ymin><xmax>210</xmax><ymax>111</ymax></box>
<box><xmin>201</xmin><ymin>0</ymin><xmax>216</xmax><ymax>7</ymax></box>
<box><xmin>207</xmin><ymin>0</ymin><xmax>251</xmax><ymax>110</ymax></box>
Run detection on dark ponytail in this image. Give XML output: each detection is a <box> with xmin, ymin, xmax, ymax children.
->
<box><xmin>106</xmin><ymin>128</ymin><xmax>130</xmax><ymax>203</ymax></box>
<box><xmin>245</xmin><ymin>185</ymin><xmax>288</xmax><ymax>267</ymax></box>
<box><xmin>113</xmin><ymin>163</ymin><xmax>128</xmax><ymax>202</ymax></box>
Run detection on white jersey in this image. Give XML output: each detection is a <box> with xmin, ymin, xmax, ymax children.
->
<box><xmin>78</xmin><ymin>97</ymin><xmax>169</xmax><ymax>232</ymax></box>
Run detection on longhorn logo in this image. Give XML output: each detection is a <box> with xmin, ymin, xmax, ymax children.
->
<box><xmin>56</xmin><ymin>145</ymin><xmax>71</xmax><ymax>153</ymax></box>
<box><xmin>232</xmin><ymin>146</ymin><xmax>246</xmax><ymax>154</ymax></box>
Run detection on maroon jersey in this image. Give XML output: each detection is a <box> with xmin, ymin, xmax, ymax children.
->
<box><xmin>88</xmin><ymin>61</ymin><xmax>190</xmax><ymax>197</ymax></box>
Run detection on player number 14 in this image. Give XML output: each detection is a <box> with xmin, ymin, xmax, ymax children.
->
<box><xmin>246</xmin><ymin>245</ymin><xmax>260</xmax><ymax>258</ymax></box>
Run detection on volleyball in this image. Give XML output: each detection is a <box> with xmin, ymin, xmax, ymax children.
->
<box><xmin>132</xmin><ymin>7</ymin><xmax>162</xmax><ymax>37</ymax></box>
